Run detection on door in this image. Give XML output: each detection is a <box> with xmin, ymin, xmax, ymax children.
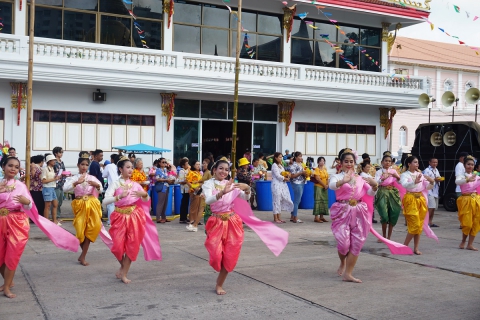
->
<box><xmin>202</xmin><ymin>120</ymin><xmax>252</xmax><ymax>161</ymax></box>
<box><xmin>173</xmin><ymin>119</ymin><xmax>200</xmax><ymax>165</ymax></box>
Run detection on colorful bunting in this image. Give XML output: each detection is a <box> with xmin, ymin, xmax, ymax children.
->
<box><xmin>474</xmin><ymin>16</ymin><xmax>479</xmax><ymax>21</ymax></box>
<box><xmin>453</xmin><ymin>5</ymin><xmax>460</xmax><ymax>13</ymax></box>
<box><xmin>297</xmin><ymin>12</ymin><xmax>308</xmax><ymax>20</ymax></box>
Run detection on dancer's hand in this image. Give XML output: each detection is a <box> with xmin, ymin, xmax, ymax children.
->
<box><xmin>468</xmin><ymin>175</ymin><xmax>477</xmax><ymax>182</ymax></box>
<box><xmin>120</xmin><ymin>188</ymin><xmax>129</xmax><ymax>199</ymax></box>
<box><xmin>77</xmin><ymin>174</ymin><xmax>86</xmax><ymax>185</ymax></box>
<box><xmin>415</xmin><ymin>173</ymin><xmax>423</xmax><ymax>184</ymax></box>
<box><xmin>233</xmin><ymin>183</ymin><xmax>250</xmax><ymax>191</ymax></box>
<box><xmin>363</xmin><ymin>177</ymin><xmax>377</xmax><ymax>187</ymax></box>
<box><xmin>87</xmin><ymin>180</ymin><xmax>100</xmax><ymax>188</ymax></box>
<box><xmin>223</xmin><ymin>179</ymin><xmax>234</xmax><ymax>194</ymax></box>
<box><xmin>132</xmin><ymin>190</ymin><xmax>148</xmax><ymax>198</ymax></box>
<box><xmin>424</xmin><ymin>175</ymin><xmax>434</xmax><ymax>184</ymax></box>
<box><xmin>13</xmin><ymin>195</ymin><xmax>31</xmax><ymax>206</ymax></box>
<box><xmin>342</xmin><ymin>170</ymin><xmax>353</xmax><ymax>184</ymax></box>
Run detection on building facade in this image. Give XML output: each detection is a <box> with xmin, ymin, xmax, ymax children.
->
<box><xmin>389</xmin><ymin>37</ymin><xmax>480</xmax><ymax>155</ymax></box>
<box><xmin>0</xmin><ymin>0</ymin><xmax>429</xmax><ymax>168</ymax></box>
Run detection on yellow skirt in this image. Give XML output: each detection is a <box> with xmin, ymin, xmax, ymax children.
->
<box><xmin>456</xmin><ymin>194</ymin><xmax>480</xmax><ymax>237</ymax></box>
<box><xmin>71</xmin><ymin>196</ymin><xmax>102</xmax><ymax>243</ymax></box>
<box><xmin>402</xmin><ymin>192</ymin><xmax>427</xmax><ymax>235</ymax></box>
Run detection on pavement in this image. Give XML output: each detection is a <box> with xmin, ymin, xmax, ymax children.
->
<box><xmin>1</xmin><ymin>201</ymin><xmax>479</xmax><ymax>320</ymax></box>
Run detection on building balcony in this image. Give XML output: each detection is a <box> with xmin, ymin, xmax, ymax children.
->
<box><xmin>0</xmin><ymin>34</ymin><xmax>425</xmax><ymax>108</ymax></box>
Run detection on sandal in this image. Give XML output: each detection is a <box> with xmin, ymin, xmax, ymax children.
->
<box><xmin>320</xmin><ymin>218</ymin><xmax>329</xmax><ymax>222</ymax></box>
<box><xmin>275</xmin><ymin>220</ymin><xmax>283</xmax><ymax>224</ymax></box>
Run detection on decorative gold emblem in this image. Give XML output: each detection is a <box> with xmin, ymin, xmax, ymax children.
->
<box><xmin>348</xmin><ymin>199</ymin><xmax>358</xmax><ymax>207</ymax></box>
<box><xmin>114</xmin><ymin>206</ymin><xmax>135</xmax><ymax>215</ymax></box>
<box><xmin>0</xmin><ymin>208</ymin><xmax>9</xmax><ymax>216</ymax></box>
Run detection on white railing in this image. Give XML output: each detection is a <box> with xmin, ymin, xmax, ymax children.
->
<box><xmin>0</xmin><ymin>34</ymin><xmax>425</xmax><ymax>91</ymax></box>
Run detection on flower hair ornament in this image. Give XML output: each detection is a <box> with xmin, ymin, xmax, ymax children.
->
<box><xmin>465</xmin><ymin>155</ymin><xmax>475</xmax><ymax>161</ymax></box>
<box><xmin>118</xmin><ymin>156</ymin><xmax>129</xmax><ymax>162</ymax></box>
<box><xmin>339</xmin><ymin>148</ymin><xmax>358</xmax><ymax>162</ymax></box>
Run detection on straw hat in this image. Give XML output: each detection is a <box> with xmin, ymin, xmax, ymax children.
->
<box><xmin>238</xmin><ymin>157</ymin><xmax>250</xmax><ymax>167</ymax></box>
<box><xmin>45</xmin><ymin>154</ymin><xmax>56</xmax><ymax>163</ymax></box>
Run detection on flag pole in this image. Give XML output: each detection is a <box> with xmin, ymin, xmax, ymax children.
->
<box><xmin>25</xmin><ymin>0</ymin><xmax>35</xmax><ymax>186</ymax></box>
<box><xmin>231</xmin><ymin>0</ymin><xmax>242</xmax><ymax>179</ymax></box>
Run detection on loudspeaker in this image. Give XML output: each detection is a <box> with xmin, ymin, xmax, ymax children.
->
<box><xmin>441</xmin><ymin>91</ymin><xmax>457</xmax><ymax>108</ymax></box>
<box><xmin>419</xmin><ymin>93</ymin><xmax>435</xmax><ymax>108</ymax></box>
<box><xmin>93</xmin><ymin>90</ymin><xmax>106</xmax><ymax>101</ymax></box>
<box><xmin>430</xmin><ymin>132</ymin><xmax>442</xmax><ymax>146</ymax></box>
<box><xmin>465</xmin><ymin>88</ymin><xmax>480</xmax><ymax>104</ymax></box>
<box><xmin>443</xmin><ymin>131</ymin><xmax>456</xmax><ymax>146</ymax></box>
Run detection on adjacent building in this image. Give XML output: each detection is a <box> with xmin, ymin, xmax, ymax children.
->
<box><xmin>0</xmin><ymin>0</ymin><xmax>430</xmax><ymax>167</ymax></box>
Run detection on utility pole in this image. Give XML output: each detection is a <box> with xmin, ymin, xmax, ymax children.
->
<box><xmin>25</xmin><ymin>0</ymin><xmax>35</xmax><ymax>186</ymax></box>
<box><xmin>230</xmin><ymin>0</ymin><xmax>242</xmax><ymax>179</ymax></box>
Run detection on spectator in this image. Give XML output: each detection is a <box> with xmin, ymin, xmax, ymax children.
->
<box><xmin>287</xmin><ymin>151</ymin><xmax>307</xmax><ymax>223</ymax></box>
<box><xmin>89</xmin><ymin>149</ymin><xmax>104</xmax><ymax>189</ymax></box>
<box><xmin>52</xmin><ymin>146</ymin><xmax>66</xmax><ymax>222</ymax></box>
<box><xmin>455</xmin><ymin>152</ymin><xmax>469</xmax><ymax>197</ymax></box>
<box><xmin>271</xmin><ymin>152</ymin><xmax>293</xmax><ymax>223</ymax></box>
<box><xmin>102</xmin><ymin>154</ymin><xmax>119</xmax><ymax>227</ymax></box>
<box><xmin>128</xmin><ymin>153</ymin><xmax>136</xmax><ymax>163</ymax></box>
<box><xmin>423</xmin><ymin>157</ymin><xmax>442</xmax><ymax>227</ymax></box>
<box><xmin>8</xmin><ymin>147</ymin><xmax>16</xmax><ymax>157</ymax></box>
<box><xmin>251</xmin><ymin>158</ymin><xmax>267</xmax><ymax>209</ymax></box>
<box><xmin>283</xmin><ymin>149</ymin><xmax>291</xmax><ymax>160</ymax></box>
<box><xmin>41</xmin><ymin>154</ymin><xmax>61</xmax><ymax>225</ymax></box>
<box><xmin>176</xmin><ymin>158</ymin><xmax>190</xmax><ymax>223</ymax></box>
<box><xmin>243</xmin><ymin>149</ymin><xmax>252</xmax><ymax>162</ymax></box>
<box><xmin>205</xmin><ymin>152</ymin><xmax>214</xmax><ymax>165</ymax></box>
<box><xmin>186</xmin><ymin>160</ymin><xmax>204</xmax><ymax>232</ymax></box>
<box><xmin>258</xmin><ymin>153</ymin><xmax>268</xmax><ymax>169</ymax></box>
<box><xmin>155</xmin><ymin>157</ymin><xmax>172</xmax><ymax>223</ymax></box>
<box><xmin>313</xmin><ymin>157</ymin><xmax>329</xmax><ymax>223</ymax></box>
<box><xmin>331</xmin><ymin>157</ymin><xmax>341</xmax><ymax>174</ymax></box>
<box><xmin>30</xmin><ymin>154</ymin><xmax>45</xmax><ymax>216</ymax></box>
<box><xmin>131</xmin><ymin>158</ymin><xmax>149</xmax><ymax>192</ymax></box>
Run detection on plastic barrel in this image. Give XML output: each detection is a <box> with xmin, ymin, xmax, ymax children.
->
<box><xmin>173</xmin><ymin>184</ymin><xmax>182</xmax><ymax>214</ymax></box>
<box><xmin>165</xmin><ymin>185</ymin><xmax>174</xmax><ymax>216</ymax></box>
<box><xmin>299</xmin><ymin>181</ymin><xmax>314</xmax><ymax>209</ymax></box>
<box><xmin>256</xmin><ymin>181</ymin><xmax>273</xmax><ymax>211</ymax></box>
<box><xmin>328</xmin><ymin>188</ymin><xmax>336</xmax><ymax>208</ymax></box>
<box><xmin>149</xmin><ymin>186</ymin><xmax>158</xmax><ymax>215</ymax></box>
<box><xmin>287</xmin><ymin>182</ymin><xmax>294</xmax><ymax>201</ymax></box>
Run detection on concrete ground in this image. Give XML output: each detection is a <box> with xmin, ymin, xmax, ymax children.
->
<box><xmin>1</xmin><ymin>202</ymin><xmax>479</xmax><ymax>320</ymax></box>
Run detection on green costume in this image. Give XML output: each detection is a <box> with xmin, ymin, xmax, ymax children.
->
<box><xmin>374</xmin><ymin>186</ymin><xmax>402</xmax><ymax>225</ymax></box>
<box><xmin>313</xmin><ymin>186</ymin><xmax>329</xmax><ymax>216</ymax></box>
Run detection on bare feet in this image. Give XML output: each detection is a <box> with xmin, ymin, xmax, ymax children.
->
<box><xmin>0</xmin><ymin>282</ymin><xmax>14</xmax><ymax>292</ymax></box>
<box><xmin>216</xmin><ymin>285</ymin><xmax>226</xmax><ymax>295</ymax></box>
<box><xmin>459</xmin><ymin>242</ymin><xmax>466</xmax><ymax>249</ymax></box>
<box><xmin>414</xmin><ymin>250</ymin><xmax>422</xmax><ymax>255</ymax></box>
<box><xmin>78</xmin><ymin>257</ymin><xmax>89</xmax><ymax>266</ymax></box>
<box><xmin>3</xmin><ymin>289</ymin><xmax>16</xmax><ymax>298</ymax></box>
<box><xmin>342</xmin><ymin>274</ymin><xmax>362</xmax><ymax>283</ymax></box>
<box><xmin>121</xmin><ymin>276</ymin><xmax>131</xmax><ymax>284</ymax></box>
<box><xmin>377</xmin><ymin>239</ymin><xmax>383</xmax><ymax>243</ymax></box>
<box><xmin>337</xmin><ymin>261</ymin><xmax>346</xmax><ymax>276</ymax></box>
<box><xmin>466</xmin><ymin>246</ymin><xmax>479</xmax><ymax>251</ymax></box>
<box><xmin>115</xmin><ymin>269</ymin><xmax>123</xmax><ymax>279</ymax></box>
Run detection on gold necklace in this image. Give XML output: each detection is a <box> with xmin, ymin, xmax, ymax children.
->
<box><xmin>2</xmin><ymin>179</ymin><xmax>16</xmax><ymax>192</ymax></box>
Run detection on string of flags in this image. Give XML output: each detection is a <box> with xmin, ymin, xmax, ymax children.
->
<box><xmin>121</xmin><ymin>0</ymin><xmax>148</xmax><ymax>48</ymax></box>
<box><xmin>421</xmin><ymin>17</ymin><xmax>479</xmax><ymax>56</ymax></box>
<box><xmin>444</xmin><ymin>1</ymin><xmax>479</xmax><ymax>21</ymax></box>
<box><xmin>222</xmin><ymin>0</ymin><xmax>256</xmax><ymax>59</ymax></box>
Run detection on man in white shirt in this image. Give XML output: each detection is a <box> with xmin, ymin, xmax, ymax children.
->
<box><xmin>102</xmin><ymin>154</ymin><xmax>120</xmax><ymax>226</ymax></box>
<box><xmin>423</xmin><ymin>158</ymin><xmax>441</xmax><ymax>227</ymax></box>
<box><xmin>455</xmin><ymin>152</ymin><xmax>469</xmax><ymax>197</ymax></box>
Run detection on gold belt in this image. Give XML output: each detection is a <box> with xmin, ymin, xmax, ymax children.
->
<box><xmin>212</xmin><ymin>212</ymin><xmax>235</xmax><ymax>221</ymax></box>
<box><xmin>462</xmin><ymin>192</ymin><xmax>478</xmax><ymax>198</ymax></box>
<box><xmin>380</xmin><ymin>185</ymin><xmax>394</xmax><ymax>190</ymax></box>
<box><xmin>407</xmin><ymin>192</ymin><xmax>422</xmax><ymax>199</ymax></box>
<box><xmin>337</xmin><ymin>199</ymin><xmax>360</xmax><ymax>207</ymax></box>
<box><xmin>114</xmin><ymin>206</ymin><xmax>136</xmax><ymax>215</ymax></box>
<box><xmin>0</xmin><ymin>208</ymin><xmax>22</xmax><ymax>216</ymax></box>
<box><xmin>75</xmin><ymin>195</ymin><xmax>93</xmax><ymax>201</ymax></box>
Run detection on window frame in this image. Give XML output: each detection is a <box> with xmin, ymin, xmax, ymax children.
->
<box><xmin>0</xmin><ymin>0</ymin><xmax>15</xmax><ymax>34</ymax></box>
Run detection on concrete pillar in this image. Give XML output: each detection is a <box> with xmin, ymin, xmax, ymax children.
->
<box><xmin>14</xmin><ymin>0</ymin><xmax>27</xmax><ymax>36</ymax></box>
<box><xmin>163</xmin><ymin>3</ymin><xmax>173</xmax><ymax>52</ymax></box>
<box><xmin>436</xmin><ymin>69</ymin><xmax>442</xmax><ymax>108</ymax></box>
<box><xmin>457</xmin><ymin>71</ymin><xmax>462</xmax><ymax>109</ymax></box>
<box><xmin>381</xmin><ymin>22</ymin><xmax>391</xmax><ymax>73</ymax></box>
<box><xmin>283</xmin><ymin>31</ymin><xmax>291</xmax><ymax>64</ymax></box>
<box><xmin>413</xmin><ymin>65</ymin><xmax>419</xmax><ymax>76</ymax></box>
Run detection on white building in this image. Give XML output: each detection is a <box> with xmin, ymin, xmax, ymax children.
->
<box><xmin>0</xmin><ymin>0</ymin><xmax>430</xmax><ymax>168</ymax></box>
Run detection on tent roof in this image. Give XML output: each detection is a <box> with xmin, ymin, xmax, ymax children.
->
<box><xmin>112</xmin><ymin>143</ymin><xmax>171</xmax><ymax>154</ymax></box>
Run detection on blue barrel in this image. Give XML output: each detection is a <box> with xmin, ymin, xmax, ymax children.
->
<box><xmin>149</xmin><ymin>186</ymin><xmax>158</xmax><ymax>215</ymax></box>
<box><xmin>287</xmin><ymin>182</ymin><xmax>294</xmax><ymax>201</ymax></box>
<box><xmin>256</xmin><ymin>180</ymin><xmax>273</xmax><ymax>211</ymax></box>
<box><xmin>299</xmin><ymin>181</ymin><xmax>314</xmax><ymax>209</ymax></box>
<box><xmin>328</xmin><ymin>188</ymin><xmax>336</xmax><ymax>208</ymax></box>
<box><xmin>173</xmin><ymin>184</ymin><xmax>182</xmax><ymax>214</ymax></box>
<box><xmin>165</xmin><ymin>185</ymin><xmax>174</xmax><ymax>216</ymax></box>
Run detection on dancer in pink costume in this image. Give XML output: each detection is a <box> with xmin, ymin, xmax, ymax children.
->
<box><xmin>329</xmin><ymin>149</ymin><xmax>378</xmax><ymax>283</ymax></box>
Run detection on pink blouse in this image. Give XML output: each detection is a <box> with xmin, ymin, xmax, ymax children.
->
<box><xmin>455</xmin><ymin>173</ymin><xmax>480</xmax><ymax>193</ymax></box>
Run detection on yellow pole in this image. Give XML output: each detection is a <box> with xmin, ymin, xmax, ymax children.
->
<box><xmin>231</xmin><ymin>0</ymin><xmax>242</xmax><ymax>179</ymax></box>
<box><xmin>25</xmin><ymin>0</ymin><xmax>35</xmax><ymax>186</ymax></box>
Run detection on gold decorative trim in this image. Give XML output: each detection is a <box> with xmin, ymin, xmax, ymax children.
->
<box><xmin>163</xmin><ymin>0</ymin><xmax>174</xmax><ymax>29</ymax></box>
<box><xmin>278</xmin><ymin>101</ymin><xmax>295</xmax><ymax>136</ymax></box>
<box><xmin>381</xmin><ymin>22</ymin><xmax>391</xmax><ymax>42</ymax></box>
<box><xmin>282</xmin><ymin>4</ymin><xmax>296</xmax><ymax>43</ymax></box>
<box><xmin>387</xmin><ymin>23</ymin><xmax>402</xmax><ymax>54</ymax></box>
<box><xmin>161</xmin><ymin>93</ymin><xmax>177</xmax><ymax>132</ymax></box>
<box><xmin>380</xmin><ymin>108</ymin><xmax>396</xmax><ymax>139</ymax></box>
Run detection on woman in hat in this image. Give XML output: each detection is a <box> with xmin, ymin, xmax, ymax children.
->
<box><xmin>455</xmin><ymin>155</ymin><xmax>480</xmax><ymax>251</ymax></box>
<box><xmin>63</xmin><ymin>152</ymin><xmax>104</xmax><ymax>266</ymax></box>
<box><xmin>236</xmin><ymin>157</ymin><xmax>252</xmax><ymax>186</ymax></box>
<box><xmin>41</xmin><ymin>154</ymin><xmax>61</xmax><ymax>225</ymax></box>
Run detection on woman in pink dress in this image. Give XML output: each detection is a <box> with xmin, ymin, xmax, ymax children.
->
<box><xmin>328</xmin><ymin>149</ymin><xmax>378</xmax><ymax>283</ymax></box>
<box><xmin>455</xmin><ymin>155</ymin><xmax>480</xmax><ymax>251</ymax></box>
<box><xmin>0</xmin><ymin>157</ymin><xmax>79</xmax><ymax>298</ymax></box>
<box><xmin>103</xmin><ymin>156</ymin><xmax>161</xmax><ymax>284</ymax></box>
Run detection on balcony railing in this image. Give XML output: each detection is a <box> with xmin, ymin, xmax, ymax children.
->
<box><xmin>0</xmin><ymin>34</ymin><xmax>424</xmax><ymax>90</ymax></box>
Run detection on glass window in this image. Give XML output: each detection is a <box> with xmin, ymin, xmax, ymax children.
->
<box><xmin>337</xmin><ymin>125</ymin><xmax>346</xmax><ymax>133</ymax></box>
<box><xmin>253</xmin><ymin>123</ymin><xmax>277</xmax><ymax>159</ymax></box>
<box><xmin>141</xmin><ymin>116</ymin><xmax>155</xmax><ymax>126</ymax></box>
<box><xmin>174</xmin><ymin>24</ymin><xmax>200</xmax><ymax>53</ymax></box>
<box><xmin>316</xmin><ymin>42</ymin><xmax>336</xmax><ymax>67</ymax></box>
<box><xmin>339</xmin><ymin>44</ymin><xmax>359</xmax><ymax>70</ymax></box>
<box><xmin>202</xmin><ymin>28</ymin><xmax>228</xmax><ymax>56</ymax></box>
<box><xmin>98</xmin><ymin>114</ymin><xmax>112</xmax><ymax>124</ymax></box>
<box><xmin>175</xmin><ymin>1</ymin><xmax>201</xmax><ymax>24</ymax></box>
<box><xmin>133</xmin><ymin>0</ymin><xmax>163</xmax><ymax>19</ymax></box>
<box><xmin>0</xmin><ymin>1</ymin><xmax>13</xmax><ymax>34</ymax></box>
<box><xmin>327</xmin><ymin>124</ymin><xmax>336</xmax><ymax>133</ymax></box>
<box><xmin>228</xmin><ymin>103</ymin><xmax>253</xmax><ymax>121</ymax></box>
<box><xmin>306</xmin><ymin>123</ymin><xmax>316</xmax><ymax>132</ymax></box>
<box><xmin>175</xmin><ymin>99</ymin><xmax>200</xmax><ymax>118</ymax></box>
<box><xmin>258</xmin><ymin>14</ymin><xmax>282</xmax><ymax>35</ymax></box>
<box><xmin>32</xmin><ymin>0</ymin><xmax>62</xmax><ymax>6</ymax></box>
<box><xmin>291</xmin><ymin>39</ymin><xmax>313</xmax><ymax>65</ymax></box>
<box><xmin>33</xmin><ymin>110</ymin><xmax>50</xmax><ymax>122</ymax></box>
<box><xmin>292</xmin><ymin>19</ymin><xmax>313</xmax><ymax>39</ymax></box>
<box><xmin>64</xmin><ymin>0</ymin><xmax>96</xmax><ymax>11</ymax></box>
<box><xmin>33</xmin><ymin>7</ymin><xmax>62</xmax><ymax>39</ymax></box>
<box><xmin>99</xmin><ymin>16</ymin><xmax>132</xmax><ymax>47</ymax></box>
<box><xmin>201</xmin><ymin>101</ymin><xmax>227</xmax><ymax>119</ymax></box>
<box><xmin>357</xmin><ymin>126</ymin><xmax>366</xmax><ymax>134</ymax></box>
<box><xmin>51</xmin><ymin>111</ymin><xmax>66</xmax><ymax>123</ymax></box>
<box><xmin>360</xmin><ymin>47</ymin><xmax>380</xmax><ymax>72</ymax></box>
<box><xmin>127</xmin><ymin>115</ymin><xmax>141</xmax><ymax>125</ymax></box>
<box><xmin>67</xmin><ymin>112</ymin><xmax>81</xmax><ymax>123</ymax></box>
<box><xmin>173</xmin><ymin>119</ymin><xmax>199</xmax><ymax>166</ymax></box>
<box><xmin>361</xmin><ymin>28</ymin><xmax>380</xmax><ymax>47</ymax></box>
<box><xmin>296</xmin><ymin>123</ymin><xmax>305</xmax><ymax>132</ymax></box>
<box><xmin>317</xmin><ymin>124</ymin><xmax>326</xmax><ymax>133</ymax></box>
<box><xmin>63</xmin><ymin>11</ymin><xmax>96</xmax><ymax>42</ymax></box>
<box><xmin>135</xmin><ymin>19</ymin><xmax>162</xmax><ymax>50</ymax></box>
<box><xmin>255</xmin><ymin>104</ymin><xmax>277</xmax><ymax>122</ymax></box>
<box><xmin>233</xmin><ymin>11</ymin><xmax>257</xmax><ymax>32</ymax></box>
<box><xmin>366</xmin><ymin>126</ymin><xmax>376</xmax><ymax>134</ymax></box>
<box><xmin>203</xmin><ymin>5</ymin><xmax>229</xmax><ymax>28</ymax></box>
<box><xmin>339</xmin><ymin>26</ymin><xmax>359</xmax><ymax>44</ymax></box>
<box><xmin>347</xmin><ymin>125</ymin><xmax>356</xmax><ymax>134</ymax></box>
<box><xmin>113</xmin><ymin>114</ymin><xmax>126</xmax><ymax>125</ymax></box>
<box><xmin>82</xmin><ymin>113</ymin><xmax>97</xmax><ymax>124</ymax></box>
<box><xmin>100</xmin><ymin>0</ymin><xmax>131</xmax><ymax>15</ymax></box>
<box><xmin>315</xmin><ymin>23</ymin><xmax>337</xmax><ymax>42</ymax></box>
<box><xmin>0</xmin><ymin>108</ymin><xmax>4</xmax><ymax>120</ymax></box>
<box><xmin>257</xmin><ymin>35</ymin><xmax>281</xmax><ymax>62</ymax></box>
